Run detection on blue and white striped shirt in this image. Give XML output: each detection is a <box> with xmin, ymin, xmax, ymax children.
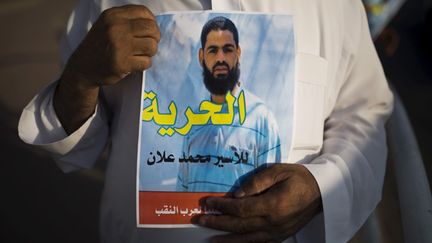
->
<box><xmin>177</xmin><ymin>90</ymin><xmax>281</xmax><ymax>192</ymax></box>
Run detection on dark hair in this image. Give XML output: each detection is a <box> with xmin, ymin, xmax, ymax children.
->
<box><xmin>200</xmin><ymin>16</ymin><xmax>239</xmax><ymax>48</ymax></box>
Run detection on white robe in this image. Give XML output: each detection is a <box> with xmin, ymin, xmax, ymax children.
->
<box><xmin>18</xmin><ymin>0</ymin><xmax>394</xmax><ymax>242</ymax></box>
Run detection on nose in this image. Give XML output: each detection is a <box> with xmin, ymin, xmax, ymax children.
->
<box><xmin>216</xmin><ymin>49</ymin><xmax>226</xmax><ymax>62</ymax></box>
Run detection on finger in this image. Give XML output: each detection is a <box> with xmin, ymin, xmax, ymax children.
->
<box><xmin>235</xmin><ymin>164</ymin><xmax>292</xmax><ymax>198</ymax></box>
<box><xmin>128</xmin><ymin>56</ymin><xmax>152</xmax><ymax>72</ymax></box>
<box><xmin>197</xmin><ymin>214</ymin><xmax>267</xmax><ymax>233</ymax></box>
<box><xmin>204</xmin><ymin>196</ymin><xmax>270</xmax><ymax>218</ymax></box>
<box><xmin>209</xmin><ymin>231</ymin><xmax>276</xmax><ymax>243</ymax></box>
<box><xmin>108</xmin><ymin>4</ymin><xmax>156</xmax><ymax>20</ymax></box>
<box><xmin>130</xmin><ymin>18</ymin><xmax>161</xmax><ymax>41</ymax></box>
<box><xmin>132</xmin><ymin>37</ymin><xmax>158</xmax><ymax>56</ymax></box>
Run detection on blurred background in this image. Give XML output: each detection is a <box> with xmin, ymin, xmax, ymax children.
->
<box><xmin>0</xmin><ymin>0</ymin><xmax>430</xmax><ymax>242</ymax></box>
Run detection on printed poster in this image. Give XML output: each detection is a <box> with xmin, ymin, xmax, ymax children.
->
<box><xmin>137</xmin><ymin>12</ymin><xmax>295</xmax><ymax>227</ymax></box>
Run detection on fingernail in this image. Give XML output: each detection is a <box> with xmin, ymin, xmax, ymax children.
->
<box><xmin>234</xmin><ymin>189</ymin><xmax>245</xmax><ymax>198</ymax></box>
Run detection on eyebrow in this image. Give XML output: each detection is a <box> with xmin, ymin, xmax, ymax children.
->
<box><xmin>207</xmin><ymin>44</ymin><xmax>236</xmax><ymax>50</ymax></box>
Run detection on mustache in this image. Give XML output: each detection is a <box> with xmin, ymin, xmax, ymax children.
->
<box><xmin>212</xmin><ymin>62</ymin><xmax>230</xmax><ymax>72</ymax></box>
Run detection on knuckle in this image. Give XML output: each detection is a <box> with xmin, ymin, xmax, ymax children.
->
<box><xmin>147</xmin><ymin>39</ymin><xmax>158</xmax><ymax>56</ymax></box>
<box><xmin>134</xmin><ymin>4</ymin><xmax>154</xmax><ymax>18</ymax></box>
<box><xmin>248</xmin><ymin>177</ymin><xmax>262</xmax><ymax>194</ymax></box>
<box><xmin>137</xmin><ymin>19</ymin><xmax>160</xmax><ymax>40</ymax></box>
<box><xmin>130</xmin><ymin>19</ymin><xmax>160</xmax><ymax>41</ymax></box>
<box><xmin>100</xmin><ymin>8</ymin><xmax>117</xmax><ymax>23</ymax></box>
<box><xmin>123</xmin><ymin>4</ymin><xmax>154</xmax><ymax>19</ymax></box>
<box><xmin>148</xmin><ymin>21</ymin><xmax>161</xmax><ymax>39</ymax></box>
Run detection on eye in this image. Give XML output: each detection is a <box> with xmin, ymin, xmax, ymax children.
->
<box><xmin>207</xmin><ymin>47</ymin><xmax>218</xmax><ymax>54</ymax></box>
<box><xmin>223</xmin><ymin>46</ymin><xmax>235</xmax><ymax>53</ymax></box>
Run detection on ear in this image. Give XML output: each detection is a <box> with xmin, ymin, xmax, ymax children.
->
<box><xmin>237</xmin><ymin>45</ymin><xmax>242</xmax><ymax>59</ymax></box>
<box><xmin>199</xmin><ymin>48</ymin><xmax>204</xmax><ymax>67</ymax></box>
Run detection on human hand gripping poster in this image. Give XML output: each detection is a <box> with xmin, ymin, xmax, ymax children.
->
<box><xmin>137</xmin><ymin>11</ymin><xmax>295</xmax><ymax>227</ymax></box>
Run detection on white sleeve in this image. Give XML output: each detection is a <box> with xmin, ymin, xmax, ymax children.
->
<box><xmin>18</xmin><ymin>81</ymin><xmax>109</xmax><ymax>173</ymax></box>
<box><xmin>18</xmin><ymin>0</ymin><xmax>107</xmax><ymax>173</ymax></box>
<box><xmin>60</xmin><ymin>0</ymin><xmax>101</xmax><ymax>66</ymax></box>
<box><xmin>299</xmin><ymin>2</ymin><xmax>394</xmax><ymax>243</ymax></box>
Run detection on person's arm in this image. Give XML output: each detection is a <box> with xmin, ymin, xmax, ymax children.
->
<box><xmin>18</xmin><ymin>4</ymin><xmax>160</xmax><ymax>172</ymax></box>
<box><xmin>54</xmin><ymin>4</ymin><xmax>160</xmax><ymax>134</ymax></box>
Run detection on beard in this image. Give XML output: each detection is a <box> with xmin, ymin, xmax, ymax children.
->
<box><xmin>202</xmin><ymin>60</ymin><xmax>240</xmax><ymax>96</ymax></box>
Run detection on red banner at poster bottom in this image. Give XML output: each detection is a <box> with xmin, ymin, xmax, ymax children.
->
<box><xmin>139</xmin><ymin>191</ymin><xmax>225</xmax><ymax>225</ymax></box>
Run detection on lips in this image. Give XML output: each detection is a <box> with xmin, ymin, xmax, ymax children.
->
<box><xmin>214</xmin><ymin>67</ymin><xmax>228</xmax><ymax>72</ymax></box>
<box><xmin>213</xmin><ymin>64</ymin><xmax>229</xmax><ymax>73</ymax></box>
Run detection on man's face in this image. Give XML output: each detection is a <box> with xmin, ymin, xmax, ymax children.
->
<box><xmin>199</xmin><ymin>29</ymin><xmax>241</xmax><ymax>95</ymax></box>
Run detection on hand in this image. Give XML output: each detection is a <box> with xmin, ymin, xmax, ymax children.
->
<box><xmin>64</xmin><ymin>4</ymin><xmax>160</xmax><ymax>88</ymax></box>
<box><xmin>55</xmin><ymin>5</ymin><xmax>160</xmax><ymax>133</ymax></box>
<box><xmin>196</xmin><ymin>164</ymin><xmax>322</xmax><ymax>243</ymax></box>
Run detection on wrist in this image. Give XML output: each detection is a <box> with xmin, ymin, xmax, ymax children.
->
<box><xmin>60</xmin><ymin>64</ymin><xmax>100</xmax><ymax>91</ymax></box>
<box><xmin>54</xmin><ymin>76</ymin><xmax>99</xmax><ymax>134</ymax></box>
<box><xmin>55</xmin><ymin>67</ymin><xmax>101</xmax><ymax>134</ymax></box>
<box><xmin>57</xmin><ymin>68</ymin><xmax>99</xmax><ymax>111</ymax></box>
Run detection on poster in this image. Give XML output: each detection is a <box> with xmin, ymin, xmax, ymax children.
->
<box><xmin>136</xmin><ymin>11</ymin><xmax>295</xmax><ymax>227</ymax></box>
